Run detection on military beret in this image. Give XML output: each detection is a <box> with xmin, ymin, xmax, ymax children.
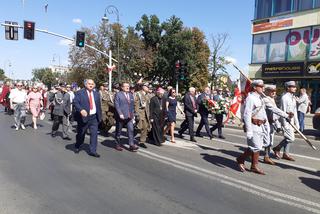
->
<box><xmin>252</xmin><ymin>79</ymin><xmax>264</xmax><ymax>87</ymax></box>
<box><xmin>285</xmin><ymin>81</ymin><xmax>296</xmax><ymax>87</ymax></box>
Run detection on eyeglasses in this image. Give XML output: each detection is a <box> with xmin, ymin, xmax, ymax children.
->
<box><xmin>17</xmin><ymin>85</ymin><xmax>22</xmax><ymax>87</ymax></box>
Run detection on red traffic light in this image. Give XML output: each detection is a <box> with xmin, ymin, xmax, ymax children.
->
<box><xmin>175</xmin><ymin>60</ymin><xmax>181</xmax><ymax>68</ymax></box>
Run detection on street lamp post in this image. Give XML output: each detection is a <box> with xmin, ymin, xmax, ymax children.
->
<box><xmin>52</xmin><ymin>54</ymin><xmax>61</xmax><ymax>72</ymax></box>
<box><xmin>3</xmin><ymin>60</ymin><xmax>12</xmax><ymax>80</ymax></box>
<box><xmin>102</xmin><ymin>5</ymin><xmax>121</xmax><ymax>82</ymax></box>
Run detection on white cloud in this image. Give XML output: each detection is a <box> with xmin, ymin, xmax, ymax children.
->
<box><xmin>58</xmin><ymin>39</ymin><xmax>73</xmax><ymax>46</ymax></box>
<box><xmin>225</xmin><ymin>56</ymin><xmax>237</xmax><ymax>64</ymax></box>
<box><xmin>72</xmin><ymin>18</ymin><xmax>82</xmax><ymax>24</ymax></box>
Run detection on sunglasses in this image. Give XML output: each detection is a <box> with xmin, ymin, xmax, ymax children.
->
<box><xmin>17</xmin><ymin>85</ymin><xmax>23</xmax><ymax>87</ymax></box>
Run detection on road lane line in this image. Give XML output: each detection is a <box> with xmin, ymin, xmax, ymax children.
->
<box><xmin>137</xmin><ymin>151</ymin><xmax>320</xmax><ymax>214</ymax></box>
<box><xmin>209</xmin><ymin>136</ymin><xmax>320</xmax><ymax>162</ymax></box>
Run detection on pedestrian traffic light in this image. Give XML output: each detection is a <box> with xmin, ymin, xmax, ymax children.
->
<box><xmin>76</xmin><ymin>31</ymin><xmax>85</xmax><ymax>47</ymax></box>
<box><xmin>24</xmin><ymin>21</ymin><xmax>35</xmax><ymax>40</ymax></box>
<box><xmin>5</xmin><ymin>21</ymin><xmax>18</xmax><ymax>40</ymax></box>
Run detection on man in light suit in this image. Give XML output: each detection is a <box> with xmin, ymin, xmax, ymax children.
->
<box><xmin>73</xmin><ymin>79</ymin><xmax>102</xmax><ymax>158</ymax></box>
<box><xmin>114</xmin><ymin>82</ymin><xmax>138</xmax><ymax>152</ymax></box>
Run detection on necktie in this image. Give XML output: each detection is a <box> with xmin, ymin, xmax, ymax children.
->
<box><xmin>126</xmin><ymin>93</ymin><xmax>130</xmax><ymax>103</ymax></box>
<box><xmin>191</xmin><ymin>95</ymin><xmax>196</xmax><ymax>109</ymax></box>
<box><xmin>89</xmin><ymin>91</ymin><xmax>93</xmax><ymax>110</ymax></box>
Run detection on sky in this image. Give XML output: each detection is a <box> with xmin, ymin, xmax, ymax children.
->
<box><xmin>0</xmin><ymin>0</ymin><xmax>255</xmax><ymax>81</ymax></box>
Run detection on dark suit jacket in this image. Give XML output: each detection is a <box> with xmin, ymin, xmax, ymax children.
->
<box><xmin>197</xmin><ymin>93</ymin><xmax>210</xmax><ymax>115</ymax></box>
<box><xmin>114</xmin><ymin>91</ymin><xmax>135</xmax><ymax>120</ymax></box>
<box><xmin>74</xmin><ymin>88</ymin><xmax>102</xmax><ymax>123</ymax></box>
<box><xmin>183</xmin><ymin>93</ymin><xmax>198</xmax><ymax>117</ymax></box>
<box><xmin>52</xmin><ymin>91</ymin><xmax>71</xmax><ymax>116</ymax></box>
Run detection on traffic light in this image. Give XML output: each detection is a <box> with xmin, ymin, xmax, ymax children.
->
<box><xmin>24</xmin><ymin>21</ymin><xmax>35</xmax><ymax>40</ymax></box>
<box><xmin>5</xmin><ymin>21</ymin><xmax>18</xmax><ymax>40</ymax></box>
<box><xmin>76</xmin><ymin>31</ymin><xmax>85</xmax><ymax>47</ymax></box>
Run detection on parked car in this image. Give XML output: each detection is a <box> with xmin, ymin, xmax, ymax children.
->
<box><xmin>312</xmin><ymin>108</ymin><xmax>320</xmax><ymax>131</ymax></box>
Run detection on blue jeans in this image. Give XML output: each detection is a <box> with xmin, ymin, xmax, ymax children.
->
<box><xmin>298</xmin><ymin>111</ymin><xmax>305</xmax><ymax>132</ymax></box>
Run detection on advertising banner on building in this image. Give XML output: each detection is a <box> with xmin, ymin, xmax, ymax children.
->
<box><xmin>306</xmin><ymin>61</ymin><xmax>320</xmax><ymax>76</ymax></box>
<box><xmin>268</xmin><ymin>31</ymin><xmax>288</xmax><ymax>62</ymax></box>
<box><xmin>253</xmin><ymin>19</ymin><xmax>293</xmax><ymax>33</ymax></box>
<box><xmin>309</xmin><ymin>26</ymin><xmax>320</xmax><ymax>61</ymax></box>
<box><xmin>262</xmin><ymin>62</ymin><xmax>304</xmax><ymax>77</ymax></box>
<box><xmin>287</xmin><ymin>28</ymin><xmax>308</xmax><ymax>61</ymax></box>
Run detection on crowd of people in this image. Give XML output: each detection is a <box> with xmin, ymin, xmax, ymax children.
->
<box><xmin>0</xmin><ymin>79</ymin><xmax>312</xmax><ymax>175</ymax></box>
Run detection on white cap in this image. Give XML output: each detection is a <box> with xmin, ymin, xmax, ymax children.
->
<box><xmin>285</xmin><ymin>81</ymin><xmax>296</xmax><ymax>87</ymax></box>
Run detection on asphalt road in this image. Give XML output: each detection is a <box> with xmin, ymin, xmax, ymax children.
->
<box><xmin>0</xmin><ymin>110</ymin><xmax>319</xmax><ymax>214</ymax></box>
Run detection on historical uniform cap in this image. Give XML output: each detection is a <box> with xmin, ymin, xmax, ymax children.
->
<box><xmin>102</xmin><ymin>82</ymin><xmax>108</xmax><ymax>86</ymax></box>
<box><xmin>285</xmin><ymin>81</ymin><xmax>296</xmax><ymax>87</ymax></box>
<box><xmin>252</xmin><ymin>79</ymin><xmax>264</xmax><ymax>87</ymax></box>
<box><xmin>265</xmin><ymin>84</ymin><xmax>276</xmax><ymax>91</ymax></box>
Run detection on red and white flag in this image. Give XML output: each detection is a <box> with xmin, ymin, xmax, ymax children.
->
<box><xmin>229</xmin><ymin>80</ymin><xmax>242</xmax><ymax>119</ymax></box>
<box><xmin>106</xmin><ymin>64</ymin><xmax>116</xmax><ymax>73</ymax></box>
<box><xmin>240</xmin><ymin>73</ymin><xmax>251</xmax><ymax>98</ymax></box>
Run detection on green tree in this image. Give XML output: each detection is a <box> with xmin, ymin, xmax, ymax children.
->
<box><xmin>136</xmin><ymin>14</ymin><xmax>162</xmax><ymax>49</ymax></box>
<box><xmin>0</xmin><ymin>68</ymin><xmax>7</xmax><ymax>80</ymax></box>
<box><xmin>32</xmin><ymin>68</ymin><xmax>59</xmax><ymax>87</ymax></box>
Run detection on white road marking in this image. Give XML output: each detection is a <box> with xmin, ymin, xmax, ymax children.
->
<box><xmin>209</xmin><ymin>136</ymin><xmax>320</xmax><ymax>162</ymax></box>
<box><xmin>137</xmin><ymin>150</ymin><xmax>320</xmax><ymax>214</ymax></box>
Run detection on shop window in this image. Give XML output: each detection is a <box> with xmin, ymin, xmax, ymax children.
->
<box><xmin>252</xmin><ymin>33</ymin><xmax>270</xmax><ymax>63</ymax></box>
<box><xmin>287</xmin><ymin>27</ymin><xmax>309</xmax><ymax>61</ymax></box>
<box><xmin>274</xmin><ymin>0</ymin><xmax>292</xmax><ymax>15</ymax></box>
<box><xmin>315</xmin><ymin>0</ymin><xmax>320</xmax><ymax>8</ymax></box>
<box><xmin>269</xmin><ymin>30</ymin><xmax>288</xmax><ymax>62</ymax></box>
<box><xmin>309</xmin><ymin>26</ymin><xmax>320</xmax><ymax>60</ymax></box>
<box><xmin>255</xmin><ymin>0</ymin><xmax>272</xmax><ymax>19</ymax></box>
<box><xmin>299</xmin><ymin>0</ymin><xmax>313</xmax><ymax>11</ymax></box>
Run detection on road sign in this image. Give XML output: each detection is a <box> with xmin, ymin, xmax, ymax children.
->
<box><xmin>5</xmin><ymin>21</ymin><xmax>18</xmax><ymax>40</ymax></box>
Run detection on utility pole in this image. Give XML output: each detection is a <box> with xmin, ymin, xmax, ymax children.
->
<box><xmin>109</xmin><ymin>50</ymin><xmax>112</xmax><ymax>92</ymax></box>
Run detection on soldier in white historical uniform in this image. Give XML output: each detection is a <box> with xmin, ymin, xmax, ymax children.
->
<box><xmin>262</xmin><ymin>84</ymin><xmax>292</xmax><ymax>165</ymax></box>
<box><xmin>237</xmin><ymin>80</ymin><xmax>267</xmax><ymax>175</ymax></box>
<box><xmin>273</xmin><ymin>81</ymin><xmax>299</xmax><ymax>161</ymax></box>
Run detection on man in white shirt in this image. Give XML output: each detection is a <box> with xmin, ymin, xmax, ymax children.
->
<box><xmin>296</xmin><ymin>88</ymin><xmax>309</xmax><ymax>132</ymax></box>
<box><xmin>9</xmin><ymin>82</ymin><xmax>27</xmax><ymax>130</ymax></box>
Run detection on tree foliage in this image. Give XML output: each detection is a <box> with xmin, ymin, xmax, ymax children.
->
<box><xmin>0</xmin><ymin>68</ymin><xmax>7</xmax><ymax>81</ymax></box>
<box><xmin>32</xmin><ymin>68</ymin><xmax>60</xmax><ymax>87</ymax></box>
<box><xmin>67</xmin><ymin>14</ymin><xmax>213</xmax><ymax>91</ymax></box>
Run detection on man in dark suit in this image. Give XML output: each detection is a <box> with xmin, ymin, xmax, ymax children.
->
<box><xmin>178</xmin><ymin>87</ymin><xmax>198</xmax><ymax>142</ymax></box>
<box><xmin>196</xmin><ymin>87</ymin><xmax>213</xmax><ymax>139</ymax></box>
<box><xmin>114</xmin><ymin>82</ymin><xmax>138</xmax><ymax>152</ymax></box>
<box><xmin>210</xmin><ymin>88</ymin><xmax>226</xmax><ymax>139</ymax></box>
<box><xmin>51</xmin><ymin>84</ymin><xmax>72</xmax><ymax>140</ymax></box>
<box><xmin>73</xmin><ymin>79</ymin><xmax>102</xmax><ymax>158</ymax></box>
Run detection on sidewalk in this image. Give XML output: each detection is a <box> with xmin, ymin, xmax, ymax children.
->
<box><xmin>176</xmin><ymin>113</ymin><xmax>320</xmax><ymax>141</ymax></box>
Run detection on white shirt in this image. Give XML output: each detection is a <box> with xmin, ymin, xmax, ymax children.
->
<box><xmin>9</xmin><ymin>88</ymin><xmax>27</xmax><ymax>104</ymax></box>
<box><xmin>87</xmin><ymin>90</ymin><xmax>96</xmax><ymax>115</ymax></box>
<box><xmin>68</xmin><ymin>91</ymin><xmax>75</xmax><ymax>103</ymax></box>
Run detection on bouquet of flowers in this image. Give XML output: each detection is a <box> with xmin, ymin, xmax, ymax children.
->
<box><xmin>203</xmin><ymin>98</ymin><xmax>229</xmax><ymax>114</ymax></box>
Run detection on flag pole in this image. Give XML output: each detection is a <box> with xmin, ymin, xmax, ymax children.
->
<box><xmin>232</xmin><ymin>63</ymin><xmax>317</xmax><ymax>150</ymax></box>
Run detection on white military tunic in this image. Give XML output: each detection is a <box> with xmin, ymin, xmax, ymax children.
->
<box><xmin>263</xmin><ymin>96</ymin><xmax>288</xmax><ymax>147</ymax></box>
<box><xmin>280</xmin><ymin>92</ymin><xmax>299</xmax><ymax>142</ymax></box>
<box><xmin>243</xmin><ymin>92</ymin><xmax>268</xmax><ymax>152</ymax></box>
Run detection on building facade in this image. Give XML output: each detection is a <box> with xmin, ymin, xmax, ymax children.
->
<box><xmin>250</xmin><ymin>0</ymin><xmax>320</xmax><ymax>111</ymax></box>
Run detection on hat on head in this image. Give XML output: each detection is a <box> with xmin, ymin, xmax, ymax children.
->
<box><xmin>252</xmin><ymin>79</ymin><xmax>264</xmax><ymax>87</ymax></box>
<box><xmin>285</xmin><ymin>81</ymin><xmax>296</xmax><ymax>88</ymax></box>
<box><xmin>143</xmin><ymin>82</ymin><xmax>149</xmax><ymax>87</ymax></box>
<box><xmin>217</xmin><ymin>87</ymin><xmax>223</xmax><ymax>91</ymax></box>
<box><xmin>265</xmin><ymin>84</ymin><xmax>276</xmax><ymax>91</ymax></box>
<box><xmin>102</xmin><ymin>82</ymin><xmax>108</xmax><ymax>86</ymax></box>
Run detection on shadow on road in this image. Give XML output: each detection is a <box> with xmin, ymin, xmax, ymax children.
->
<box><xmin>200</xmin><ymin>153</ymin><xmax>240</xmax><ymax>171</ymax></box>
<box><xmin>299</xmin><ymin>177</ymin><xmax>320</xmax><ymax>192</ymax></box>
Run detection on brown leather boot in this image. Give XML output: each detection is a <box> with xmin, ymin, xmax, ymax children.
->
<box><xmin>282</xmin><ymin>153</ymin><xmax>295</xmax><ymax>161</ymax></box>
<box><xmin>236</xmin><ymin>148</ymin><xmax>252</xmax><ymax>172</ymax></box>
<box><xmin>272</xmin><ymin>147</ymin><xmax>281</xmax><ymax>159</ymax></box>
<box><xmin>251</xmin><ymin>152</ymin><xmax>266</xmax><ymax>175</ymax></box>
<box><xmin>264</xmin><ymin>156</ymin><xmax>275</xmax><ymax>165</ymax></box>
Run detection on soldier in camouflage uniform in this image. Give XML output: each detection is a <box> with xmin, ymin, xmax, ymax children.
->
<box><xmin>134</xmin><ymin>83</ymin><xmax>151</xmax><ymax>148</ymax></box>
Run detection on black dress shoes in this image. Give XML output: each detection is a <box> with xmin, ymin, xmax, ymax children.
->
<box><xmin>51</xmin><ymin>133</ymin><xmax>56</xmax><ymax>138</ymax></box>
<box><xmin>63</xmin><ymin>136</ymin><xmax>72</xmax><ymax>141</ymax></box>
<box><xmin>139</xmin><ymin>143</ymin><xmax>147</xmax><ymax>148</ymax></box>
<box><xmin>74</xmin><ymin>147</ymin><xmax>80</xmax><ymax>154</ymax></box>
<box><xmin>190</xmin><ymin>138</ymin><xmax>197</xmax><ymax>143</ymax></box>
<box><xmin>88</xmin><ymin>152</ymin><xmax>100</xmax><ymax>158</ymax></box>
<box><xmin>218</xmin><ymin>135</ymin><xmax>226</xmax><ymax>139</ymax></box>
